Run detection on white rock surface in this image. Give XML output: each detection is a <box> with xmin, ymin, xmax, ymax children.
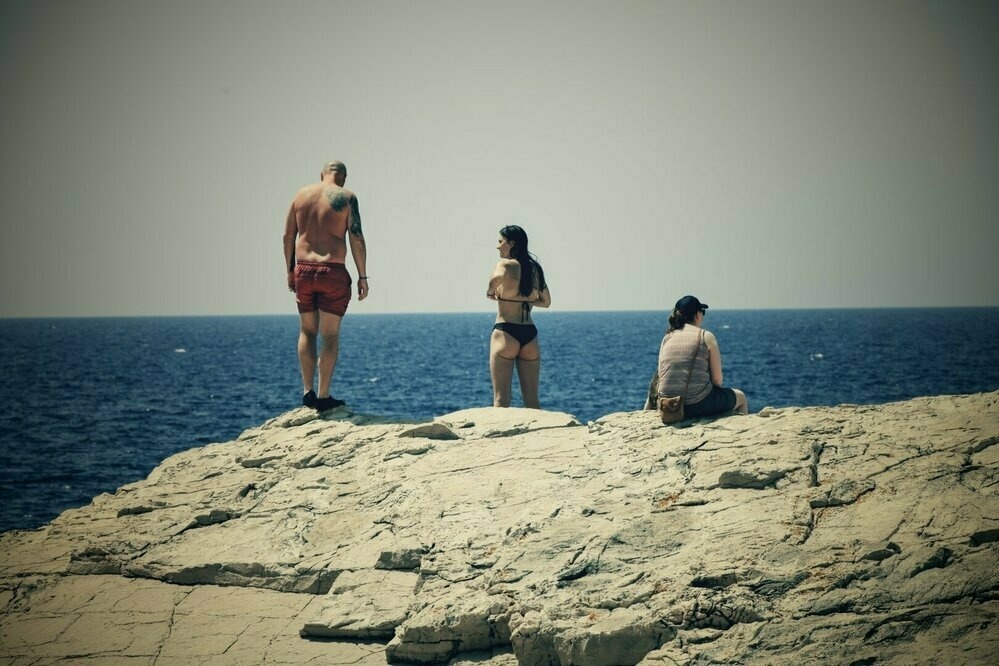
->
<box><xmin>2</xmin><ymin>394</ymin><xmax>997</xmax><ymax>664</ymax></box>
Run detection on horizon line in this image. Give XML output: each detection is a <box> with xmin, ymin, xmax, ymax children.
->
<box><xmin>2</xmin><ymin>305</ymin><xmax>997</xmax><ymax>321</ymax></box>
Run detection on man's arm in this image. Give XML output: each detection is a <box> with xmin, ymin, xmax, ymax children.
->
<box><xmin>347</xmin><ymin>193</ymin><xmax>369</xmax><ymax>301</ymax></box>
<box><xmin>283</xmin><ymin>202</ymin><xmax>297</xmax><ymax>292</ymax></box>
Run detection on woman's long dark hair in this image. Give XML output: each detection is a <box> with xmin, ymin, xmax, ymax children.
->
<box><xmin>668</xmin><ymin>308</ymin><xmax>692</xmax><ymax>332</ymax></box>
<box><xmin>500</xmin><ymin>225</ymin><xmax>546</xmax><ymax>297</ymax></box>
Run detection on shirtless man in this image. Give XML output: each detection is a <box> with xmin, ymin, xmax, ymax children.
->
<box><xmin>283</xmin><ymin>160</ymin><xmax>369</xmax><ymax>412</ymax></box>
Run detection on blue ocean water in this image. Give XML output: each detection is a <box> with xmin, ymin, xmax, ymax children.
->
<box><xmin>1</xmin><ymin>308</ymin><xmax>997</xmax><ymax>533</ymax></box>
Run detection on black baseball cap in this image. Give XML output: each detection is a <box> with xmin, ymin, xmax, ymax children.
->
<box><xmin>675</xmin><ymin>295</ymin><xmax>708</xmax><ymax>319</ymax></box>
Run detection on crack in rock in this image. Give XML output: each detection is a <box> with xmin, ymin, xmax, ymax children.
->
<box><xmin>718</xmin><ymin>468</ymin><xmax>788</xmax><ymax>489</ymax></box>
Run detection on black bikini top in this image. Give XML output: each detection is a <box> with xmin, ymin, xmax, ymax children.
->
<box><xmin>495</xmin><ymin>295</ymin><xmax>532</xmax><ymax>323</ymax></box>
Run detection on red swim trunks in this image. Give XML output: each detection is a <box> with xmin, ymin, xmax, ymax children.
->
<box><xmin>294</xmin><ymin>262</ymin><xmax>352</xmax><ymax>316</ymax></box>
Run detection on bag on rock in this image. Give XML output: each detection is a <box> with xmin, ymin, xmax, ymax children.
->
<box><xmin>658</xmin><ymin>396</ymin><xmax>684</xmax><ymax>424</ymax></box>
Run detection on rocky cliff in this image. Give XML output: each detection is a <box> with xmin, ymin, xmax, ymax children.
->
<box><xmin>2</xmin><ymin>392</ymin><xmax>998</xmax><ymax>665</ymax></box>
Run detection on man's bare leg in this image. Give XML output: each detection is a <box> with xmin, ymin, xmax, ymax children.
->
<box><xmin>490</xmin><ymin>329</ymin><xmax>518</xmax><ymax>407</ymax></box>
<box><xmin>516</xmin><ymin>340</ymin><xmax>541</xmax><ymax>409</ymax></box>
<box><xmin>316</xmin><ymin>310</ymin><xmax>343</xmax><ymax>399</ymax></box>
<box><xmin>298</xmin><ymin>311</ymin><xmax>319</xmax><ymax>396</ymax></box>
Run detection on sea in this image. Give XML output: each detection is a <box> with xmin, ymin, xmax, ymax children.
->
<box><xmin>1</xmin><ymin>308</ymin><xmax>998</xmax><ymax>533</ymax></box>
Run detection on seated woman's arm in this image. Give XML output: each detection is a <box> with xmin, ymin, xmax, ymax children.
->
<box><xmin>705</xmin><ymin>331</ymin><xmax>724</xmax><ymax>386</ymax></box>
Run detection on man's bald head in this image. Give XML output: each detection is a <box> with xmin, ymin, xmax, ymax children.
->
<box><xmin>322</xmin><ymin>160</ymin><xmax>347</xmax><ymax>176</ymax></box>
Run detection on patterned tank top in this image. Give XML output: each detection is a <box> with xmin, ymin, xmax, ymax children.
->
<box><xmin>657</xmin><ymin>327</ymin><xmax>711</xmax><ymax>404</ymax></box>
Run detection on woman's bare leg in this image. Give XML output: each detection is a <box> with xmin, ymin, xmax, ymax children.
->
<box><xmin>490</xmin><ymin>329</ymin><xmax>519</xmax><ymax>407</ymax></box>
<box><xmin>516</xmin><ymin>339</ymin><xmax>541</xmax><ymax>409</ymax></box>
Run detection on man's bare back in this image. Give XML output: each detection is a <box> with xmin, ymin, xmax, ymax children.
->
<box><xmin>290</xmin><ymin>182</ymin><xmax>354</xmax><ymax>264</ymax></box>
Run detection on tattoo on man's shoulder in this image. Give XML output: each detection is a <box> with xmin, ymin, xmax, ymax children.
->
<box><xmin>348</xmin><ymin>196</ymin><xmax>363</xmax><ymax>236</ymax></box>
<box><xmin>325</xmin><ymin>187</ymin><xmax>349</xmax><ymax>211</ymax></box>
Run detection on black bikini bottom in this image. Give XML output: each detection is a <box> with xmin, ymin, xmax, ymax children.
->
<box><xmin>493</xmin><ymin>322</ymin><xmax>538</xmax><ymax>346</ymax></box>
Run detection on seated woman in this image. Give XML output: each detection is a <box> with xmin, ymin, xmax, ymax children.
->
<box><xmin>486</xmin><ymin>225</ymin><xmax>551</xmax><ymax>408</ymax></box>
<box><xmin>658</xmin><ymin>295</ymin><xmax>748</xmax><ymax>418</ymax></box>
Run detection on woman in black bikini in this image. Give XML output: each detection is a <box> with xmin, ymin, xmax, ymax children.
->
<box><xmin>486</xmin><ymin>225</ymin><xmax>551</xmax><ymax>408</ymax></box>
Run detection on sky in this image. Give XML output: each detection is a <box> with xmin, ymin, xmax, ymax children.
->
<box><xmin>1</xmin><ymin>0</ymin><xmax>997</xmax><ymax>317</ymax></box>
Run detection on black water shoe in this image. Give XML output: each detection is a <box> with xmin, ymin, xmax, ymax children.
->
<box><xmin>302</xmin><ymin>390</ymin><xmax>317</xmax><ymax>408</ymax></box>
<box><xmin>315</xmin><ymin>396</ymin><xmax>345</xmax><ymax>412</ymax></box>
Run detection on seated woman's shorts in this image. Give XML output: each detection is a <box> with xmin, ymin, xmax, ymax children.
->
<box><xmin>684</xmin><ymin>385</ymin><xmax>737</xmax><ymax>418</ymax></box>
